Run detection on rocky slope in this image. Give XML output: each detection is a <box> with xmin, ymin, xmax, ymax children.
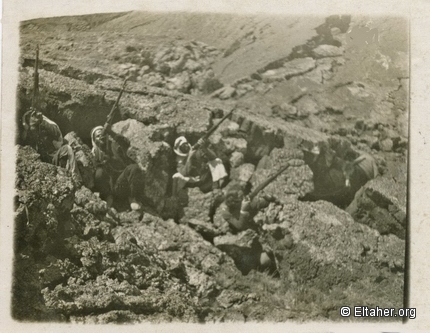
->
<box><xmin>13</xmin><ymin>12</ymin><xmax>408</xmax><ymax>323</ymax></box>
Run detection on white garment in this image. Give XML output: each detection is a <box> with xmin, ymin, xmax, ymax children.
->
<box><xmin>207</xmin><ymin>158</ymin><xmax>228</xmax><ymax>182</ymax></box>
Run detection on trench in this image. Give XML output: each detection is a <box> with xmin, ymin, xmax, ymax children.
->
<box><xmin>17</xmin><ymin>84</ymin><xmax>364</xmax><ymax>220</ymax></box>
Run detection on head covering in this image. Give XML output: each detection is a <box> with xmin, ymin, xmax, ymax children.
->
<box><xmin>91</xmin><ymin>126</ymin><xmax>104</xmax><ymax>146</ymax></box>
<box><xmin>28</xmin><ymin>108</ymin><xmax>43</xmax><ymax>127</ymax></box>
<box><xmin>173</xmin><ymin>136</ymin><xmax>191</xmax><ymax>157</ymax></box>
<box><xmin>90</xmin><ymin>126</ymin><xmax>106</xmax><ymax>163</ymax></box>
<box><xmin>310</xmin><ymin>146</ymin><xmax>320</xmax><ymax>155</ymax></box>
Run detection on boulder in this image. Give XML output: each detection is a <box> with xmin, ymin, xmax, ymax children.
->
<box><xmin>218</xmin><ymin>120</ymin><xmax>240</xmax><ymax>137</ymax></box>
<box><xmin>272</xmin><ymin>103</ymin><xmax>299</xmax><ymax>120</ymax></box>
<box><xmin>230</xmin><ymin>163</ymin><xmax>256</xmax><ymax>186</ymax></box>
<box><xmin>229</xmin><ymin>151</ymin><xmax>245</xmax><ymax>168</ymax></box>
<box><xmin>222</xmin><ymin>137</ymin><xmax>248</xmax><ymax>155</ymax></box>
<box><xmin>192</xmin><ymin>69</ymin><xmax>223</xmax><ymax>94</ymax></box>
<box><xmin>111</xmin><ymin>119</ymin><xmax>174</xmax><ymax>210</ymax></box>
<box><xmin>379</xmin><ymin>138</ymin><xmax>394</xmax><ymax>152</ymax></box>
<box><xmin>142</xmin><ymin>72</ymin><xmax>164</xmax><ymax>87</ymax></box>
<box><xmin>242</xmin><ymin>122</ymin><xmax>284</xmax><ymax>162</ymax></box>
<box><xmin>208</xmin><ymin>135</ymin><xmax>247</xmax><ymax>162</ymax></box>
<box><xmin>283</xmin><ymin>58</ymin><xmax>317</xmax><ymax>79</ymax></box>
<box><xmin>312</xmin><ymin>45</ymin><xmax>344</xmax><ymax>58</ymax></box>
<box><xmin>42</xmin><ymin>236</ymin><xmax>200</xmax><ymax>322</ymax></box>
<box><xmin>219</xmin><ymin>86</ymin><xmax>236</xmax><ymax>100</ymax></box>
<box><xmin>250</xmin><ymin>148</ymin><xmax>314</xmax><ymax>202</ymax></box>
<box><xmin>118</xmin><ymin>215</ymin><xmax>239</xmax><ymax>292</ymax></box>
<box><xmin>261</xmin><ymin>57</ymin><xmax>316</xmax><ymax>82</ymax></box>
<box><xmin>260</xmin><ymin>199</ymin><xmax>404</xmax><ymax>311</ymax></box>
<box><xmin>214</xmin><ymin>229</ymin><xmax>263</xmax><ymax>274</ymax></box>
<box><xmin>166</xmin><ymin>72</ymin><xmax>192</xmax><ymax>93</ymax></box>
<box><xmin>293</xmin><ymin>95</ymin><xmax>321</xmax><ymax>117</ymax></box>
<box><xmin>181</xmin><ymin>187</ymin><xmax>214</xmax><ymax>225</ymax></box>
<box><xmin>346</xmin><ymin>176</ymin><xmax>407</xmax><ymax>239</ymax></box>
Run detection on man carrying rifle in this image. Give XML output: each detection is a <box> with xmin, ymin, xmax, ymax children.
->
<box><xmin>22</xmin><ymin>108</ymin><xmax>80</xmax><ymax>179</ymax></box>
<box><xmin>91</xmin><ymin>78</ymin><xmax>144</xmax><ymax>212</ymax></box>
<box><xmin>91</xmin><ymin>124</ymin><xmax>144</xmax><ymax>212</ymax></box>
<box><xmin>172</xmin><ymin>136</ymin><xmax>227</xmax><ymax>194</ymax></box>
<box><xmin>172</xmin><ymin>136</ymin><xmax>227</xmax><ymax>220</ymax></box>
<box><xmin>215</xmin><ymin>182</ymin><xmax>277</xmax><ymax>233</ymax></box>
<box><xmin>21</xmin><ymin>45</ymin><xmax>80</xmax><ymax>179</ymax></box>
<box><xmin>171</xmin><ymin>107</ymin><xmax>234</xmax><ymax>220</ymax></box>
<box><xmin>213</xmin><ymin>182</ymin><xmax>277</xmax><ymax>273</ymax></box>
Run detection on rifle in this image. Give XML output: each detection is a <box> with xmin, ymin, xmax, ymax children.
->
<box><xmin>192</xmin><ymin>105</ymin><xmax>236</xmax><ymax>150</ymax></box>
<box><xmin>31</xmin><ymin>45</ymin><xmax>39</xmax><ymax>110</ymax></box>
<box><xmin>248</xmin><ymin>161</ymin><xmax>292</xmax><ymax>200</ymax></box>
<box><xmin>102</xmin><ymin>77</ymin><xmax>129</xmax><ymax>135</ymax></box>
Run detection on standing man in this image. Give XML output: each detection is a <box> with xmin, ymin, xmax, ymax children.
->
<box><xmin>91</xmin><ymin>125</ymin><xmax>144</xmax><ymax>212</ymax></box>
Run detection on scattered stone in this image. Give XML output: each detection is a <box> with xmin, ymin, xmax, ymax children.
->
<box><xmin>218</xmin><ymin>85</ymin><xmax>236</xmax><ymax>100</ymax></box>
<box><xmin>216</xmin><ymin>290</ymin><xmax>245</xmax><ymax>309</ymax></box>
<box><xmin>379</xmin><ymin>138</ymin><xmax>394</xmax><ymax>152</ymax></box>
<box><xmin>261</xmin><ymin>57</ymin><xmax>316</xmax><ymax>82</ymax></box>
<box><xmin>230</xmin><ymin>151</ymin><xmax>245</xmax><ymax>168</ymax></box>
<box><xmin>312</xmin><ymin>45</ymin><xmax>344</xmax><ymax>58</ymax></box>
<box><xmin>230</xmin><ymin>163</ymin><xmax>256</xmax><ymax>185</ymax></box>
<box><xmin>294</xmin><ymin>95</ymin><xmax>321</xmax><ymax>117</ymax></box>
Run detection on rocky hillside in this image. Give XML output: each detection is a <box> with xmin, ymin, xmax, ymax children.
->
<box><xmin>13</xmin><ymin>12</ymin><xmax>408</xmax><ymax>323</ymax></box>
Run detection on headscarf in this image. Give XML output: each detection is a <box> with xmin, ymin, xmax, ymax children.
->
<box><xmin>91</xmin><ymin>126</ymin><xmax>106</xmax><ymax>164</ymax></box>
<box><xmin>173</xmin><ymin>136</ymin><xmax>191</xmax><ymax>157</ymax></box>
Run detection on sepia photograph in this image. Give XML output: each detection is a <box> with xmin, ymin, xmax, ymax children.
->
<box><xmin>1</xmin><ymin>0</ymin><xmax>429</xmax><ymax>331</ymax></box>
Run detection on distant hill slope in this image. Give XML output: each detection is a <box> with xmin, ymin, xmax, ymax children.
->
<box><xmin>93</xmin><ymin>11</ymin><xmax>325</xmax><ymax>83</ymax></box>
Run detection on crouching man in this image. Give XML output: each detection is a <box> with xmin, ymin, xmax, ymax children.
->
<box><xmin>91</xmin><ymin>125</ymin><xmax>144</xmax><ymax>212</ymax></box>
<box><xmin>214</xmin><ymin>183</ymin><xmax>278</xmax><ymax>273</ymax></box>
<box><xmin>22</xmin><ymin>108</ymin><xmax>80</xmax><ymax>179</ymax></box>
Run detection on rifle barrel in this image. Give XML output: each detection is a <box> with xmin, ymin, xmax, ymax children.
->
<box><xmin>192</xmin><ymin>105</ymin><xmax>236</xmax><ymax>149</ymax></box>
<box><xmin>102</xmin><ymin>78</ymin><xmax>128</xmax><ymax>133</ymax></box>
<box><xmin>32</xmin><ymin>45</ymin><xmax>40</xmax><ymax>109</ymax></box>
<box><xmin>249</xmin><ymin>162</ymin><xmax>291</xmax><ymax>200</ymax></box>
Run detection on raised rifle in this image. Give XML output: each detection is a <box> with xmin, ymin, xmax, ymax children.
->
<box><xmin>192</xmin><ymin>105</ymin><xmax>236</xmax><ymax>150</ymax></box>
<box><xmin>248</xmin><ymin>161</ymin><xmax>292</xmax><ymax>200</ymax></box>
<box><xmin>31</xmin><ymin>45</ymin><xmax>39</xmax><ymax>110</ymax></box>
<box><xmin>102</xmin><ymin>77</ymin><xmax>129</xmax><ymax>135</ymax></box>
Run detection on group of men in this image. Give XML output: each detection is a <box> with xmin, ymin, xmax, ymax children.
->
<box><xmin>22</xmin><ymin>104</ymin><xmax>378</xmax><ymax>220</ymax></box>
<box><xmin>21</xmin><ymin>105</ymin><xmax>378</xmax><ymax>275</ymax></box>
<box><xmin>20</xmin><ymin>107</ymin><xmax>265</xmax><ymax>235</ymax></box>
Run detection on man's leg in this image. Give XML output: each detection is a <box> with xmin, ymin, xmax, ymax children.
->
<box><xmin>94</xmin><ymin>167</ymin><xmax>113</xmax><ymax>207</ymax></box>
<box><xmin>115</xmin><ymin>164</ymin><xmax>144</xmax><ymax>211</ymax></box>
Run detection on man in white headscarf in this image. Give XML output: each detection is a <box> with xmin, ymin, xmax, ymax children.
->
<box><xmin>172</xmin><ymin>136</ymin><xmax>227</xmax><ymax>193</ymax></box>
<box><xmin>91</xmin><ymin>124</ymin><xmax>144</xmax><ymax>211</ymax></box>
<box><xmin>172</xmin><ymin>135</ymin><xmax>228</xmax><ymax>221</ymax></box>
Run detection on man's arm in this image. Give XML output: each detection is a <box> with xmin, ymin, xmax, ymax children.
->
<box><xmin>105</xmin><ymin>127</ymin><xmax>130</xmax><ymax>153</ymax></box>
<box><xmin>40</xmin><ymin>118</ymin><xmax>63</xmax><ymax>149</ymax></box>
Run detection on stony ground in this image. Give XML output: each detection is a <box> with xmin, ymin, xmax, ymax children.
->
<box><xmin>13</xmin><ymin>12</ymin><xmax>408</xmax><ymax>323</ymax></box>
